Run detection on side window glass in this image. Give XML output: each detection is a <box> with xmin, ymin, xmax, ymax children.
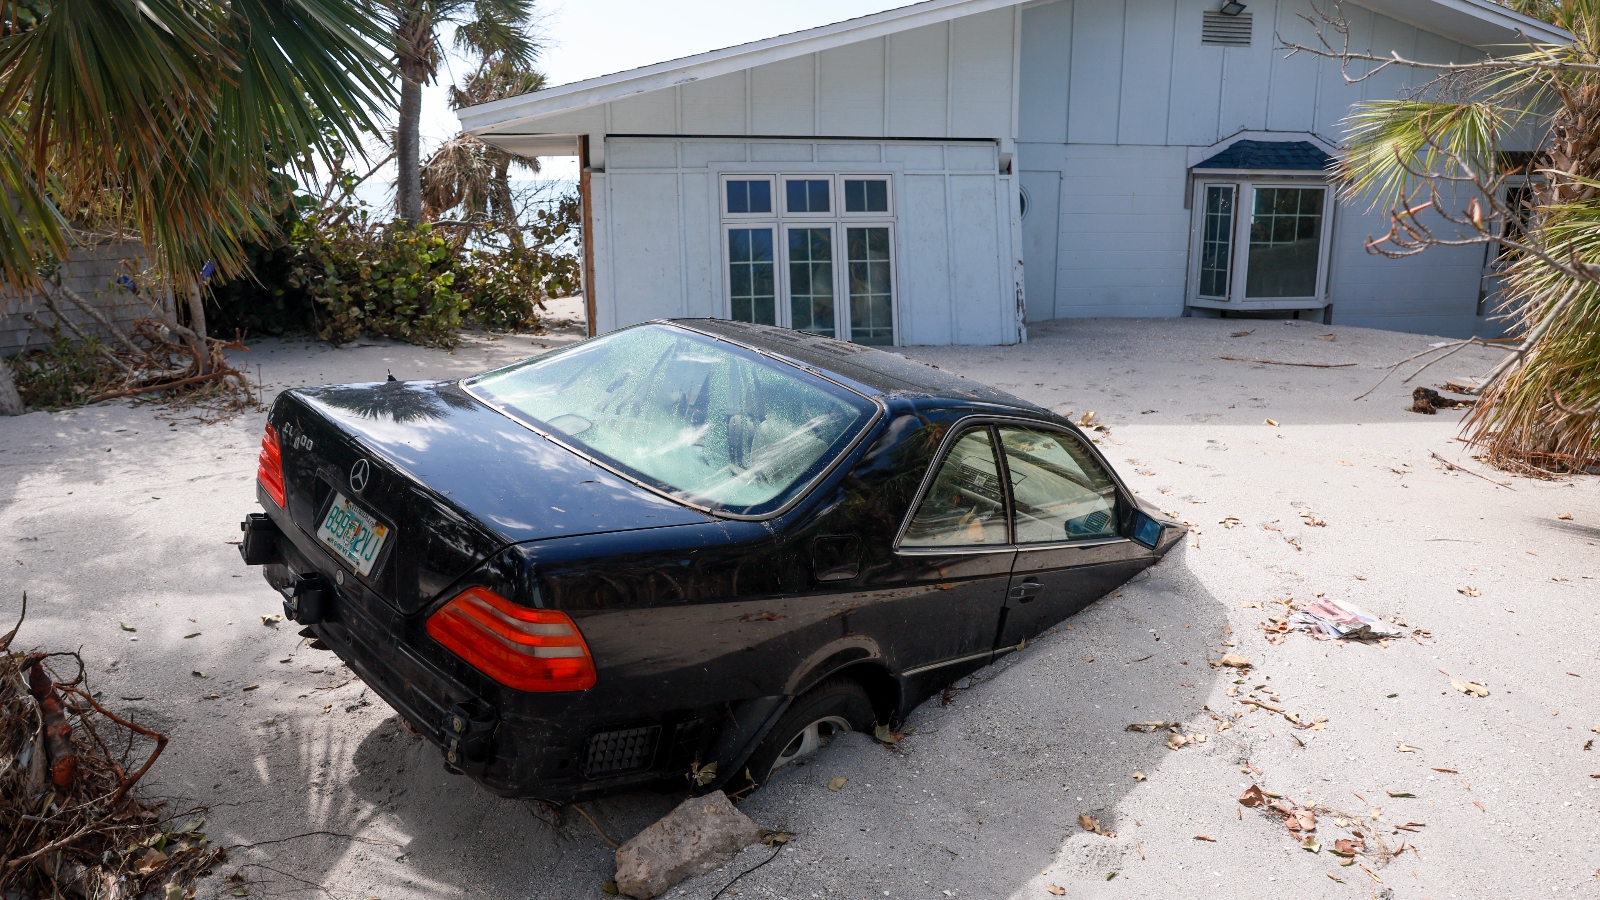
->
<box><xmin>998</xmin><ymin>425</ymin><xmax>1119</xmax><ymax>542</ymax></box>
<box><xmin>900</xmin><ymin>428</ymin><xmax>1008</xmax><ymax>547</ymax></box>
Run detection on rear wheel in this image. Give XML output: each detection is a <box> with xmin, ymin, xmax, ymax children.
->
<box><xmin>744</xmin><ymin>677</ymin><xmax>875</xmax><ymax>787</ymax></box>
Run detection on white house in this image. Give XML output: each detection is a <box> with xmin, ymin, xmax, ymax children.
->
<box><xmin>457</xmin><ymin>0</ymin><xmax>1564</xmax><ymax>345</ymax></box>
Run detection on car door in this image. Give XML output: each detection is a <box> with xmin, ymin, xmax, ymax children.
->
<box><xmin>994</xmin><ymin>423</ymin><xmax>1153</xmax><ymax>650</ymax></box>
<box><xmin>883</xmin><ymin>424</ymin><xmax>1014</xmax><ymax>686</ymax></box>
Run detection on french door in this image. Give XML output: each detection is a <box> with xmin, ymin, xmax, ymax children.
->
<box><xmin>721</xmin><ymin>174</ymin><xmax>898</xmax><ymax>345</ymax></box>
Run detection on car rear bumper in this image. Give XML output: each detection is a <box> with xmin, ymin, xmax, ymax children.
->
<box><xmin>251</xmin><ymin>504</ymin><xmax>714</xmax><ymax>803</ymax></box>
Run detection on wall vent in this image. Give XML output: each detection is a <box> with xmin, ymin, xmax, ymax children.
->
<box><xmin>1202</xmin><ymin>11</ymin><xmax>1253</xmax><ymax>46</ymax></box>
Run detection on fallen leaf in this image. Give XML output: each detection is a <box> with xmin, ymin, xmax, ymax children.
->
<box><xmin>1194</xmin><ymin>835</ymin><xmax>1216</xmax><ymax>842</ymax></box>
<box><xmin>120</xmin><ymin>622</ymin><xmax>137</xmax><ymax>632</ymax></box>
<box><xmin>191</xmin><ymin>671</ymin><xmax>205</xmax><ymax>678</ymax></box>
<box><xmin>1327</xmin><ymin>873</ymin><xmax>1344</xmax><ymax>883</ymax></box>
<box><xmin>602</xmin><ymin>882</ymin><xmax>619</xmax><ymax>896</ymax></box>
<box><xmin>1320</xmin><ymin>334</ymin><xmax>1336</xmax><ymax>341</ymax></box>
<box><xmin>261</xmin><ymin>614</ymin><xmax>283</xmax><ymax>625</ymax></box>
<box><xmin>1240</xmin><ymin>601</ymin><xmax>1262</xmax><ymax>609</ymax></box>
<box><xmin>1220</xmin><ymin>654</ymin><xmax>1252</xmax><ymax>668</ymax></box>
<box><xmin>1230</xmin><ymin>329</ymin><xmax>1255</xmax><ymax>337</ymax></box>
<box><xmin>1046</xmin><ymin>886</ymin><xmax>1066</xmax><ymax>896</ymax></box>
<box><xmin>873</xmin><ymin>724</ymin><xmax>905</xmax><ymax>746</ymax></box>
<box><xmin>1431</xmin><ymin>767</ymin><xmax>1458</xmax><ymax>774</ymax></box>
<box><xmin>1265</xmin><ymin>418</ymin><xmax>1279</xmax><ymax>427</ymax></box>
<box><xmin>1559</xmin><ymin>513</ymin><xmax>1573</xmax><ymax>520</ymax></box>
<box><xmin>1457</xmin><ymin>586</ymin><xmax>1482</xmax><ymax>597</ymax></box>
<box><xmin>135</xmin><ymin>847</ymin><xmax>167</xmax><ymax>875</ymax></box>
<box><xmin>1451</xmin><ymin>679</ymin><xmax>1490</xmax><ymax>698</ymax></box>
<box><xmin>1301</xmin><ymin>837</ymin><xmax>1321</xmax><ymax>852</ymax></box>
<box><xmin>1132</xmin><ymin>770</ymin><xmax>1146</xmax><ymax>782</ymax></box>
<box><xmin>183</xmin><ymin>632</ymin><xmax>201</xmax><ymax>639</ymax></box>
<box><xmin>1386</xmin><ymin>791</ymin><xmax>1416</xmax><ymax>798</ymax></box>
<box><xmin>828</xmin><ymin>777</ymin><xmax>849</xmax><ymax>792</ymax></box>
<box><xmin>1238</xmin><ymin>785</ymin><xmax>1268</xmax><ymax>807</ymax></box>
<box><xmin>1219</xmin><ymin>516</ymin><xmax>1242</xmax><ymax>528</ymax></box>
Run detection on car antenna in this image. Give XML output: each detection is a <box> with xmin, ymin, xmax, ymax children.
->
<box><xmin>387</xmin><ymin>369</ymin><xmax>397</xmax><ymax>382</ymax></box>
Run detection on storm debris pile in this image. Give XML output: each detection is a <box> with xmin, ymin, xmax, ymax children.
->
<box><xmin>1</xmin><ymin>597</ymin><xmax>221</xmax><ymax>897</ymax></box>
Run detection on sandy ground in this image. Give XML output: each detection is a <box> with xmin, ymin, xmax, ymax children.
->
<box><xmin>2</xmin><ymin>306</ymin><xmax>1596</xmax><ymax>900</ymax></box>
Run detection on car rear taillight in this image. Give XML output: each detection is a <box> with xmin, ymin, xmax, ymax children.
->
<box><xmin>426</xmin><ymin>587</ymin><xmax>597</xmax><ymax>692</ymax></box>
<box><xmin>257</xmin><ymin>423</ymin><xmax>286</xmax><ymax>508</ymax></box>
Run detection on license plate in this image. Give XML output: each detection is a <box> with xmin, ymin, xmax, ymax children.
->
<box><xmin>317</xmin><ymin>493</ymin><xmax>389</xmax><ymax>577</ymax></box>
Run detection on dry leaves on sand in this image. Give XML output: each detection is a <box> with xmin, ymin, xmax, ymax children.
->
<box><xmin>1078</xmin><ymin>813</ymin><xmax>1115</xmax><ymax>837</ymax></box>
<box><xmin>828</xmin><ymin>777</ymin><xmax>849</xmax><ymax>791</ymax></box>
<box><xmin>1238</xmin><ymin>785</ymin><xmax>1317</xmax><ymax>835</ymax></box>
<box><xmin>1457</xmin><ymin>586</ymin><xmax>1482</xmax><ymax>597</ymax></box>
<box><xmin>1451</xmin><ymin>679</ymin><xmax>1490</xmax><ymax>698</ymax></box>
<box><xmin>1046</xmin><ymin>886</ymin><xmax>1066</xmax><ymax>896</ymax></box>
<box><xmin>1219</xmin><ymin>653</ymin><xmax>1252</xmax><ymax>669</ymax></box>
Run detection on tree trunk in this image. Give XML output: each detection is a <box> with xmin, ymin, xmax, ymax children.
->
<box><xmin>491</xmin><ymin>155</ymin><xmax>522</xmax><ymax>249</ymax></box>
<box><xmin>397</xmin><ymin>74</ymin><xmax>424</xmax><ymax>224</ymax></box>
<box><xmin>0</xmin><ymin>355</ymin><xmax>23</xmax><ymax>416</ymax></box>
<box><xmin>186</xmin><ymin>283</ymin><xmax>210</xmax><ymax>375</ymax></box>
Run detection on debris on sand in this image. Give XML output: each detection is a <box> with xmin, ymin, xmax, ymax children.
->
<box><xmin>1410</xmin><ymin>387</ymin><xmax>1475</xmax><ymax>414</ymax></box>
<box><xmin>1288</xmin><ymin>598</ymin><xmax>1401</xmax><ymax>641</ymax></box>
<box><xmin>613</xmin><ymin>791</ymin><xmax>762</xmax><ymax>898</ymax></box>
<box><xmin>2</xmin><ymin>595</ymin><xmax>221</xmax><ymax>897</ymax></box>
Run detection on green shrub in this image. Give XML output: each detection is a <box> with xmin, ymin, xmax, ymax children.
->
<box><xmin>7</xmin><ymin>330</ymin><xmax>124</xmax><ymax>410</ymax></box>
<box><xmin>210</xmin><ymin>195</ymin><xmax>582</xmax><ymax>346</ymax></box>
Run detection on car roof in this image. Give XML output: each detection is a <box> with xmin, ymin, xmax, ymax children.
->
<box><xmin>669</xmin><ymin>319</ymin><xmax>1049</xmax><ymax>413</ymax></box>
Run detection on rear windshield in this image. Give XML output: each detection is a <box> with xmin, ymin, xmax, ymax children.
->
<box><xmin>464</xmin><ymin>324</ymin><xmax>878</xmax><ymax>516</ymax></box>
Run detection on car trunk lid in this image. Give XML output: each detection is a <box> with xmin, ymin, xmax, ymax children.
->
<box><xmin>272</xmin><ymin>379</ymin><xmax>712</xmax><ymax>613</ymax></box>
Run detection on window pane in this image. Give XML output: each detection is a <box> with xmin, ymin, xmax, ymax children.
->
<box><xmin>901</xmin><ymin>428</ymin><xmax>1008</xmax><ymax>547</ymax></box>
<box><xmin>1246</xmin><ymin>187</ymin><xmax>1324</xmax><ymax>298</ymax></box>
<box><xmin>998</xmin><ymin>426</ymin><xmax>1118</xmax><ymax>543</ymax></box>
<box><xmin>788</xmin><ymin>227</ymin><xmax>835</xmax><ymax>337</ymax></box>
<box><xmin>467</xmin><ymin>324</ymin><xmax>876</xmax><ymax>516</ymax></box>
<box><xmin>1198</xmin><ymin>185</ymin><xmax>1235</xmax><ymax>298</ymax></box>
<box><xmin>844</xmin><ymin>179</ymin><xmax>889</xmax><ymax>213</ymax></box>
<box><xmin>846</xmin><ymin>226</ymin><xmax>893</xmax><ymax>346</ymax></box>
<box><xmin>726</xmin><ymin>180</ymin><xmax>771</xmax><ymax>214</ymax></box>
<box><xmin>729</xmin><ymin>228</ymin><xmax>776</xmax><ymax>326</ymax></box>
<box><xmin>786</xmin><ymin>179</ymin><xmax>830</xmax><ymax>213</ymax></box>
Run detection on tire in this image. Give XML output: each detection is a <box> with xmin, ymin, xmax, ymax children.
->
<box><xmin>742</xmin><ymin>677</ymin><xmax>876</xmax><ymax>789</ymax></box>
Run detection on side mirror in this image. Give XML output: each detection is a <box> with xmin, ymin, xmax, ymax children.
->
<box><xmin>1132</xmin><ymin>512</ymin><xmax>1162</xmax><ymax>548</ymax></box>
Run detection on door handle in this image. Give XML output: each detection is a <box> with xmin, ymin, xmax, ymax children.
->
<box><xmin>1009</xmin><ymin>581</ymin><xmax>1042</xmax><ymax>603</ymax></box>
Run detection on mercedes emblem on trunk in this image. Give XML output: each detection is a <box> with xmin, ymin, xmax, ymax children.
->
<box><xmin>350</xmin><ymin>458</ymin><xmax>370</xmax><ymax>493</ymax></box>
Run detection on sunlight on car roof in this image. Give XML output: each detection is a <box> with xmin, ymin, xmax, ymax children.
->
<box><xmin>464</xmin><ymin>324</ymin><xmax>878</xmax><ymax>516</ymax></box>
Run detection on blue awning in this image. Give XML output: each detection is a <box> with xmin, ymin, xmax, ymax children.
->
<box><xmin>1193</xmin><ymin>140</ymin><xmax>1333</xmax><ymax>172</ymax></box>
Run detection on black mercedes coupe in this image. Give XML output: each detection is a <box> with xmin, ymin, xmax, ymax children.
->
<box><xmin>239</xmin><ymin>319</ymin><xmax>1181</xmax><ymax>802</ymax></box>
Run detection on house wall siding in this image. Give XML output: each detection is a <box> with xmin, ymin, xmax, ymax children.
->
<box><xmin>595</xmin><ymin>137</ymin><xmax>1019</xmax><ymax>346</ymax></box>
<box><xmin>1</xmin><ymin>242</ymin><xmax>161</xmax><ymax>357</ymax></box>
<box><xmin>1016</xmin><ymin>0</ymin><xmax>1496</xmax><ymax>337</ymax></box>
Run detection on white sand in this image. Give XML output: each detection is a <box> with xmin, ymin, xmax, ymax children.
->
<box><xmin>0</xmin><ymin>315</ymin><xmax>1594</xmax><ymax>899</ymax></box>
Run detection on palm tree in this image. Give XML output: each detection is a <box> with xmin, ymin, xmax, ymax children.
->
<box><xmin>391</xmin><ymin>0</ymin><xmax>537</xmax><ymax>223</ymax></box>
<box><xmin>1288</xmin><ymin>0</ymin><xmax>1600</xmax><ymax>471</ymax></box>
<box><xmin>423</xmin><ymin>54</ymin><xmax>545</xmax><ymax>232</ymax></box>
<box><xmin>0</xmin><ymin>0</ymin><xmax>394</xmax><ymax>410</ymax></box>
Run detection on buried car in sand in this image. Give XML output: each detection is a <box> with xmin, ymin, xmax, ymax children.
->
<box><xmin>238</xmin><ymin>320</ymin><xmax>1182</xmax><ymax>802</ymax></box>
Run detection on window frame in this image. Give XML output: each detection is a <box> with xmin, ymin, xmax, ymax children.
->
<box><xmin>840</xmin><ymin>175</ymin><xmax>895</xmax><ymax>217</ymax></box>
<box><xmin>894</xmin><ymin>415</ymin><xmax>1137</xmax><ymax>555</ymax></box>
<box><xmin>720</xmin><ymin>175</ymin><xmax>778</xmax><ymax>219</ymax></box>
<box><xmin>722</xmin><ymin>222</ymin><xmax>780</xmax><ymax>327</ymax></box>
<box><xmin>780</xmin><ymin>176</ymin><xmax>837</xmax><ymax>218</ymax></box>
<box><xmin>718</xmin><ymin>172</ymin><xmax>901</xmax><ymax>345</ymax></box>
<box><xmin>1187</xmin><ymin>178</ymin><xmax>1334</xmax><ymax>310</ymax></box>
